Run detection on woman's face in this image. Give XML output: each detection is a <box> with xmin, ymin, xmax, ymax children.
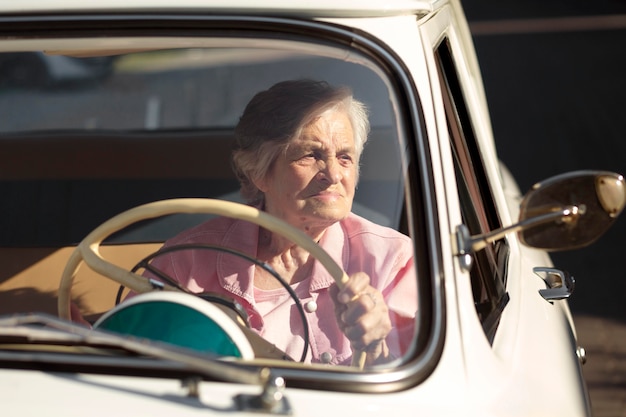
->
<box><xmin>256</xmin><ymin>109</ymin><xmax>358</xmax><ymax>234</ymax></box>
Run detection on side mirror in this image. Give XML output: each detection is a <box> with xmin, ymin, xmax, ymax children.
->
<box><xmin>518</xmin><ymin>171</ymin><xmax>625</xmax><ymax>251</ymax></box>
<box><xmin>454</xmin><ymin>171</ymin><xmax>625</xmax><ymax>258</ymax></box>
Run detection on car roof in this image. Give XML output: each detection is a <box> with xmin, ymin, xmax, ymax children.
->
<box><xmin>0</xmin><ymin>0</ymin><xmax>437</xmax><ymax>18</ymax></box>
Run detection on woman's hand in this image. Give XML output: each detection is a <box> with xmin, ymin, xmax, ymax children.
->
<box><xmin>329</xmin><ymin>272</ymin><xmax>393</xmax><ymax>365</ymax></box>
<box><xmin>70</xmin><ymin>302</ymin><xmax>92</xmax><ymax>328</ymax></box>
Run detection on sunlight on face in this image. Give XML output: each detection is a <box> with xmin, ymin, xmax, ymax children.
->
<box><xmin>257</xmin><ymin>109</ymin><xmax>357</xmax><ymax>235</ymax></box>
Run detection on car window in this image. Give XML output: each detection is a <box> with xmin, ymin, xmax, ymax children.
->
<box><xmin>434</xmin><ymin>39</ymin><xmax>509</xmax><ymax>342</ymax></box>
<box><xmin>0</xmin><ymin>35</ymin><xmax>423</xmax><ymax>371</ymax></box>
<box><xmin>0</xmin><ymin>47</ymin><xmax>404</xmax><ymax>244</ymax></box>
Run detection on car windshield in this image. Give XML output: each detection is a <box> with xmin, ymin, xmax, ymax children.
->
<box><xmin>0</xmin><ymin>35</ymin><xmax>421</xmax><ymax>374</ymax></box>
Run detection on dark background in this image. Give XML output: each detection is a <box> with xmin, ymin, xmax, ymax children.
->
<box><xmin>463</xmin><ymin>0</ymin><xmax>626</xmax><ymax>321</ymax></box>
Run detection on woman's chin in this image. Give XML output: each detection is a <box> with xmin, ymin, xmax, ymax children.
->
<box><xmin>308</xmin><ymin>204</ymin><xmax>350</xmax><ymax>223</ymax></box>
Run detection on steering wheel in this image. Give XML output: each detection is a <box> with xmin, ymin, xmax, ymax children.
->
<box><xmin>58</xmin><ymin>198</ymin><xmax>366</xmax><ymax>367</ymax></box>
<box><xmin>128</xmin><ymin>243</ymin><xmax>312</xmax><ymax>362</ymax></box>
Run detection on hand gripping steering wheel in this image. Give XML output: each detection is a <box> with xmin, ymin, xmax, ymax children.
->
<box><xmin>58</xmin><ymin>198</ymin><xmax>367</xmax><ymax>367</ymax></box>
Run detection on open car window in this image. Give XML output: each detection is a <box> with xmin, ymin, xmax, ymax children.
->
<box><xmin>0</xmin><ymin>33</ymin><xmax>424</xmax><ymax>375</ymax></box>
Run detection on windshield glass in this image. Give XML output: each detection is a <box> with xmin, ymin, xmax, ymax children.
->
<box><xmin>0</xmin><ymin>36</ymin><xmax>420</xmax><ymax>373</ymax></box>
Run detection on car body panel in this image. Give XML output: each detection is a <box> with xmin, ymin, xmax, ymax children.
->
<box><xmin>1</xmin><ymin>0</ymin><xmax>435</xmax><ymax>17</ymax></box>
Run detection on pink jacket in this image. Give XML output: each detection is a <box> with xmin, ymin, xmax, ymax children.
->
<box><xmin>146</xmin><ymin>212</ymin><xmax>417</xmax><ymax>365</ymax></box>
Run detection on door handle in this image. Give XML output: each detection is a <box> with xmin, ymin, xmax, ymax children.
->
<box><xmin>533</xmin><ymin>267</ymin><xmax>575</xmax><ymax>301</ymax></box>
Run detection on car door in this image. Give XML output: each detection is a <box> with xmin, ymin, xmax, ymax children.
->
<box><xmin>419</xmin><ymin>5</ymin><xmax>591</xmax><ymax>415</ymax></box>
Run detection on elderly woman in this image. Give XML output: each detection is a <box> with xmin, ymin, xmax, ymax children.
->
<box><xmin>146</xmin><ymin>79</ymin><xmax>416</xmax><ymax>366</ymax></box>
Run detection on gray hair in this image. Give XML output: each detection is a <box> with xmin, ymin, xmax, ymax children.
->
<box><xmin>232</xmin><ymin>79</ymin><xmax>370</xmax><ymax>204</ymax></box>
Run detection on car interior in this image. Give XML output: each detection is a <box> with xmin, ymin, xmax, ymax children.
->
<box><xmin>0</xmin><ymin>46</ymin><xmax>410</xmax><ymax>325</ymax></box>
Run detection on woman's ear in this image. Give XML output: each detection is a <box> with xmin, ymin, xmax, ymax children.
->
<box><xmin>251</xmin><ymin>174</ymin><xmax>269</xmax><ymax>193</ymax></box>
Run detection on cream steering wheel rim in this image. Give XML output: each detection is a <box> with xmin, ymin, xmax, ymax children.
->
<box><xmin>58</xmin><ymin>198</ymin><xmax>366</xmax><ymax>366</ymax></box>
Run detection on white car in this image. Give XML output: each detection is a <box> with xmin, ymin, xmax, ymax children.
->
<box><xmin>0</xmin><ymin>1</ymin><xmax>624</xmax><ymax>416</ymax></box>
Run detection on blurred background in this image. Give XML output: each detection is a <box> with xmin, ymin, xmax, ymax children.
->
<box><xmin>463</xmin><ymin>1</ymin><xmax>626</xmax><ymax>415</ymax></box>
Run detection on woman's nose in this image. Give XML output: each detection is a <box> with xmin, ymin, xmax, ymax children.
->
<box><xmin>317</xmin><ymin>158</ymin><xmax>342</xmax><ymax>184</ymax></box>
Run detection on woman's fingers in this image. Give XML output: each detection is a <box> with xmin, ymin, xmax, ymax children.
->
<box><xmin>331</xmin><ymin>272</ymin><xmax>392</xmax><ymax>352</ymax></box>
<box><xmin>336</xmin><ymin>271</ymin><xmax>370</xmax><ymax>303</ymax></box>
<box><xmin>342</xmin><ymin>305</ymin><xmax>392</xmax><ymax>350</ymax></box>
<box><xmin>341</xmin><ymin>291</ymin><xmax>382</xmax><ymax>324</ymax></box>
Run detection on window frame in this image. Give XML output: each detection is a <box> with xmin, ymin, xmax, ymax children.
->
<box><xmin>434</xmin><ymin>38</ymin><xmax>509</xmax><ymax>342</ymax></box>
<box><xmin>0</xmin><ymin>12</ymin><xmax>446</xmax><ymax>392</ymax></box>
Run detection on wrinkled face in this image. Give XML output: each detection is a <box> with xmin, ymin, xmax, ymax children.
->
<box><xmin>255</xmin><ymin>109</ymin><xmax>357</xmax><ymax>234</ymax></box>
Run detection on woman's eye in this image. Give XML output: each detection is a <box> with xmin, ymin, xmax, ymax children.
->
<box><xmin>295</xmin><ymin>153</ymin><xmax>316</xmax><ymax>163</ymax></box>
<box><xmin>339</xmin><ymin>154</ymin><xmax>353</xmax><ymax>163</ymax></box>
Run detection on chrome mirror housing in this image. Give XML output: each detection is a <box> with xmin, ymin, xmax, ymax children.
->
<box><xmin>518</xmin><ymin>171</ymin><xmax>625</xmax><ymax>251</ymax></box>
<box><xmin>455</xmin><ymin>171</ymin><xmax>625</xmax><ymax>260</ymax></box>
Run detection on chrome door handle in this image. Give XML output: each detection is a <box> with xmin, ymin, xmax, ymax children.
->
<box><xmin>533</xmin><ymin>267</ymin><xmax>575</xmax><ymax>301</ymax></box>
